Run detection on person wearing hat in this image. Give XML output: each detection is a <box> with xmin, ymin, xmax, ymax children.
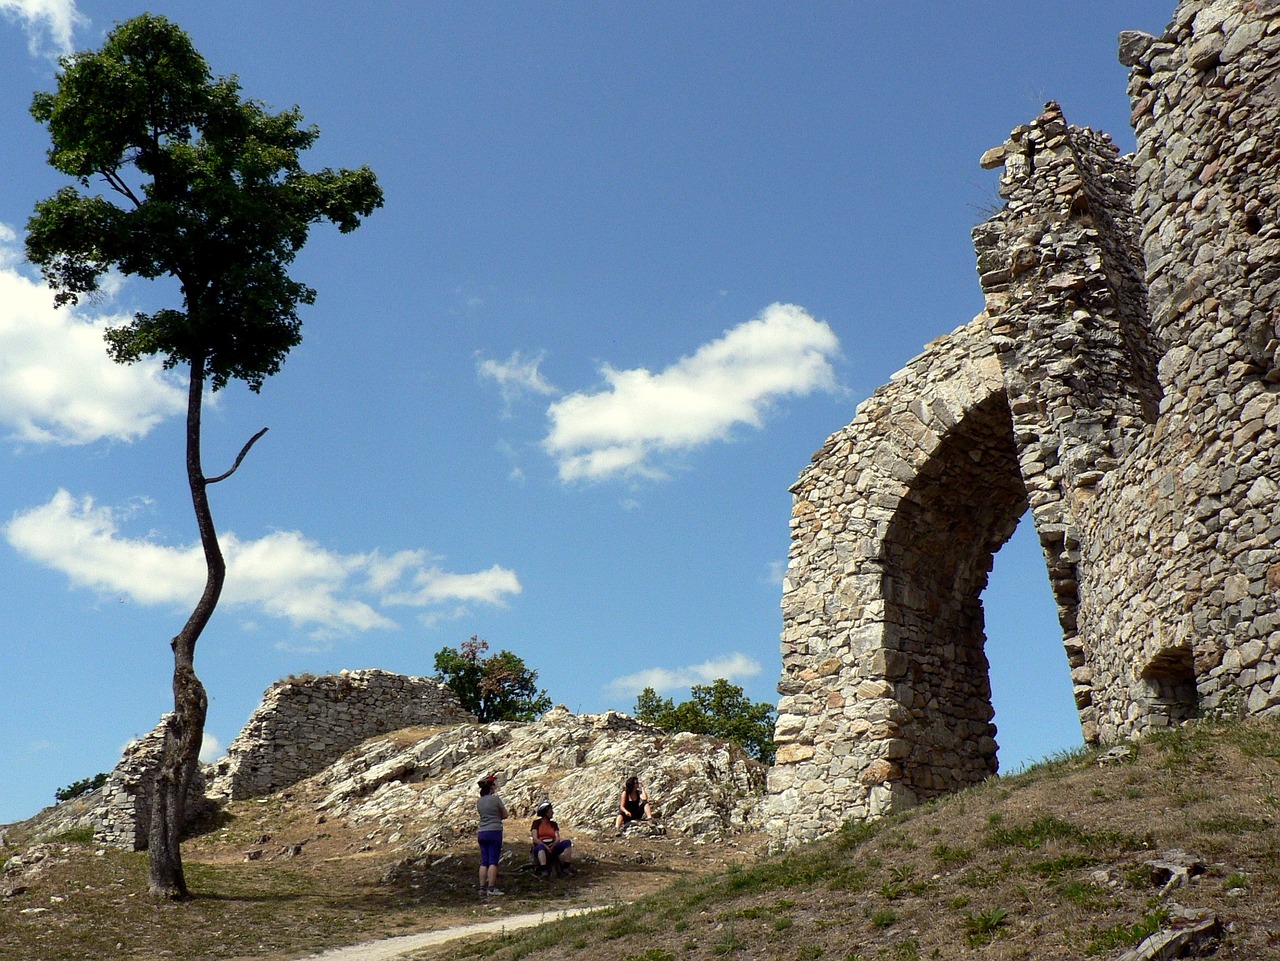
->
<box><xmin>529</xmin><ymin>800</ymin><xmax>574</xmax><ymax>877</ymax></box>
<box><xmin>476</xmin><ymin>774</ymin><xmax>509</xmax><ymax>895</ymax></box>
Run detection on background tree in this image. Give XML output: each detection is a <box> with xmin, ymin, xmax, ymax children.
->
<box><xmin>25</xmin><ymin>15</ymin><xmax>382</xmax><ymax>899</ymax></box>
<box><xmin>633</xmin><ymin>678</ymin><xmax>777</xmax><ymax>764</ymax></box>
<box><xmin>434</xmin><ymin>636</ymin><xmax>553</xmax><ymax>722</ymax></box>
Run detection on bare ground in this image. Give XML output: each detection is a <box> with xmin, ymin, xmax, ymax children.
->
<box><xmin>4</xmin><ymin>717</ymin><xmax>1280</xmax><ymax>961</ymax></box>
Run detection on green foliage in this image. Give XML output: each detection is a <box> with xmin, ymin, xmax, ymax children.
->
<box><xmin>45</xmin><ymin>825</ymin><xmax>96</xmax><ymax>843</ymax></box>
<box><xmin>961</xmin><ymin>907</ymin><xmax>1008</xmax><ymax>946</ymax></box>
<box><xmin>26</xmin><ymin>13</ymin><xmax>383</xmax><ymax>393</ymax></box>
<box><xmin>1086</xmin><ymin>908</ymin><xmax>1169</xmax><ymax>955</ymax></box>
<box><xmin>55</xmin><ymin>772</ymin><xmax>108</xmax><ymax>802</ymax></box>
<box><xmin>433</xmin><ymin>636</ymin><xmax>552</xmax><ymax>722</ymax></box>
<box><xmin>633</xmin><ymin>678</ymin><xmax>776</xmax><ymax>763</ymax></box>
<box><xmin>868</xmin><ymin>907</ymin><xmax>897</xmax><ymax>928</ymax></box>
<box><xmin>931</xmin><ymin>843</ymin><xmax>973</xmax><ymax>867</ymax></box>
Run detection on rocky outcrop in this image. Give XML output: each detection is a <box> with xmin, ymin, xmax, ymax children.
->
<box><xmin>309</xmin><ymin>705</ymin><xmax>766</xmax><ymax>852</ymax></box>
<box><xmin>768</xmin><ymin>0</ymin><xmax>1280</xmax><ymax>848</ymax></box>
<box><xmin>209</xmin><ymin>669</ymin><xmax>473</xmax><ymax>801</ymax></box>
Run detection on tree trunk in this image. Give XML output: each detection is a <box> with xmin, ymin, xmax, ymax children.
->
<box><xmin>148</xmin><ymin>352</ymin><xmax>223</xmax><ymax>900</ymax></box>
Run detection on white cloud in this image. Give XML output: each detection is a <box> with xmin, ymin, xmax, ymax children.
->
<box><xmin>4</xmin><ymin>490</ymin><xmax>522</xmax><ymax>638</ymax></box>
<box><xmin>607</xmin><ymin>653</ymin><xmax>763</xmax><ymax>698</ymax></box>
<box><xmin>0</xmin><ymin>0</ymin><xmax>84</xmax><ymax>57</ymax></box>
<box><xmin>764</xmin><ymin>559</ymin><xmax>787</xmax><ymax>587</ymax></box>
<box><xmin>477</xmin><ymin>350</ymin><xmax>558</xmax><ymax>412</ymax></box>
<box><xmin>544</xmin><ymin>303</ymin><xmax>840</xmax><ymax>482</ymax></box>
<box><xmin>0</xmin><ymin>226</ymin><xmax>186</xmax><ymax>445</ymax></box>
<box><xmin>199</xmin><ymin>733</ymin><xmax>222</xmax><ymax>764</ymax></box>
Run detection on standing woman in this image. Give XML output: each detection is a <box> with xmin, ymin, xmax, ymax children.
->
<box><xmin>476</xmin><ymin>774</ymin><xmax>508</xmax><ymax>895</ymax></box>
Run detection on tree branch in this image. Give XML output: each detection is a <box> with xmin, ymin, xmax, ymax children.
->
<box><xmin>101</xmin><ymin>166</ymin><xmax>143</xmax><ymax>208</ymax></box>
<box><xmin>205</xmin><ymin>427</ymin><xmax>269</xmax><ymax>484</ymax></box>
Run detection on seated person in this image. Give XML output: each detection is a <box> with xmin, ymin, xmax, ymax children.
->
<box><xmin>615</xmin><ymin>776</ymin><xmax>654</xmax><ymax>833</ymax></box>
<box><xmin>530</xmin><ymin>801</ymin><xmax>574</xmax><ymax>877</ymax></box>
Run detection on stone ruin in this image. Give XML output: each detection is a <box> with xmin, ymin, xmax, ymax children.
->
<box><xmin>94</xmin><ymin>715</ymin><xmax>209</xmax><ymax>850</ymax></box>
<box><xmin>93</xmin><ymin>669</ymin><xmax>469</xmax><ymax>849</ymax></box>
<box><xmin>208</xmin><ymin>669</ymin><xmax>473</xmax><ymax>801</ymax></box>
<box><xmin>84</xmin><ymin>672</ymin><xmax>766</xmax><ymax>852</ymax></box>
<box><xmin>765</xmin><ymin>0</ymin><xmax>1280</xmax><ymax>848</ymax></box>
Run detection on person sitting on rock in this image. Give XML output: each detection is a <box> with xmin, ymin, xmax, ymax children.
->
<box><xmin>614</xmin><ymin>775</ymin><xmax>654</xmax><ymax>833</ymax></box>
<box><xmin>530</xmin><ymin>800</ymin><xmax>574</xmax><ymax>877</ymax></box>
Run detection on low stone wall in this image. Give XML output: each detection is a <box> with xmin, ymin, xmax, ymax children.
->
<box><xmin>209</xmin><ymin>669</ymin><xmax>473</xmax><ymax>801</ymax></box>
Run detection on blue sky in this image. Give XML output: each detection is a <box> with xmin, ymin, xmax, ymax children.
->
<box><xmin>0</xmin><ymin>1</ymin><xmax>1176</xmax><ymax>824</ymax></box>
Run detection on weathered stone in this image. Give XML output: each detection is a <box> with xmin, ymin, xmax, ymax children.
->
<box><xmin>765</xmin><ymin>0</ymin><xmax>1280</xmax><ymax>850</ymax></box>
<box><xmin>210</xmin><ymin>670</ymin><xmax>473</xmax><ymax>802</ymax></box>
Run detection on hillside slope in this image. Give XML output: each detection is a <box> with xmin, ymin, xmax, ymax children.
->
<box><xmin>1</xmin><ymin>717</ymin><xmax>1277</xmax><ymax>961</ymax></box>
<box><xmin>422</xmin><ymin>718</ymin><xmax>1280</xmax><ymax>961</ymax></box>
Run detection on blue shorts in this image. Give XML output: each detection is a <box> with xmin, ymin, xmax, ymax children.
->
<box><xmin>532</xmin><ymin>839</ymin><xmax>572</xmax><ymax>858</ymax></box>
<box><xmin>478</xmin><ymin>830</ymin><xmax>503</xmax><ymax>867</ymax></box>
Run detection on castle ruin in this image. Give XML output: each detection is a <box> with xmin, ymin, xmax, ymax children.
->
<box><xmin>765</xmin><ymin>0</ymin><xmax>1280</xmax><ymax>848</ymax></box>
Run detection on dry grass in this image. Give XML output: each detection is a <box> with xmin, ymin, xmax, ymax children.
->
<box><xmin>3</xmin><ymin>717</ymin><xmax>1279</xmax><ymax>961</ymax></box>
<box><xmin>415</xmin><ymin>717</ymin><xmax>1280</xmax><ymax>961</ymax></box>
<box><xmin>0</xmin><ymin>774</ymin><xmax>757</xmax><ymax>961</ymax></box>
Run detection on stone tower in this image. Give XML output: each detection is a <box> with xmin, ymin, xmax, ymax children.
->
<box><xmin>765</xmin><ymin>0</ymin><xmax>1280</xmax><ymax>849</ymax></box>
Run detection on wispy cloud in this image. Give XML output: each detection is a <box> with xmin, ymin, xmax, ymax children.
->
<box><xmin>199</xmin><ymin>733</ymin><xmax>222</xmax><ymax>763</ymax></box>
<box><xmin>5</xmin><ymin>490</ymin><xmax>522</xmax><ymax>639</ymax></box>
<box><xmin>607</xmin><ymin>653</ymin><xmax>763</xmax><ymax>698</ymax></box>
<box><xmin>544</xmin><ymin>303</ymin><xmax>840</xmax><ymax>482</ymax></box>
<box><xmin>0</xmin><ymin>226</ymin><xmax>186</xmax><ymax>445</ymax></box>
<box><xmin>477</xmin><ymin>350</ymin><xmax>558</xmax><ymax>413</ymax></box>
<box><xmin>0</xmin><ymin>0</ymin><xmax>84</xmax><ymax>57</ymax></box>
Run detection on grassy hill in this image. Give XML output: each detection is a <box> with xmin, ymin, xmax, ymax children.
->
<box><xmin>410</xmin><ymin>717</ymin><xmax>1280</xmax><ymax>961</ymax></box>
<box><xmin>2</xmin><ymin>717</ymin><xmax>1278</xmax><ymax>961</ymax></box>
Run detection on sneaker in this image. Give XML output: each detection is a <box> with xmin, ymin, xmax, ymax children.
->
<box><xmin>487</xmin><ymin>887</ymin><xmax>504</xmax><ymax>896</ymax></box>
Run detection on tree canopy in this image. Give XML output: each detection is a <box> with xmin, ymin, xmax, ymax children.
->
<box><xmin>634</xmin><ymin>679</ymin><xmax>777</xmax><ymax>764</ymax></box>
<box><xmin>25</xmin><ymin>12</ymin><xmax>383</xmax><ymax>391</ymax></box>
<box><xmin>25</xmin><ymin>13</ymin><xmax>382</xmax><ymax>899</ymax></box>
<box><xmin>434</xmin><ymin>636</ymin><xmax>553</xmax><ymax>723</ymax></box>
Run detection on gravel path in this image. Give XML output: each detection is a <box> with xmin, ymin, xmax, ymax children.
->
<box><xmin>295</xmin><ymin>905</ymin><xmax>605</xmax><ymax>961</ymax></box>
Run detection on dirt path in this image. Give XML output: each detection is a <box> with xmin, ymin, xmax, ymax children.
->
<box><xmin>294</xmin><ymin>905</ymin><xmax>606</xmax><ymax>961</ymax></box>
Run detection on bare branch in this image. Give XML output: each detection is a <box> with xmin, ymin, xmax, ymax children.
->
<box><xmin>101</xmin><ymin>166</ymin><xmax>143</xmax><ymax>207</ymax></box>
<box><xmin>205</xmin><ymin>427</ymin><xmax>269</xmax><ymax>485</ymax></box>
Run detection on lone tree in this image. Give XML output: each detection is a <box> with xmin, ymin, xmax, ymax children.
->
<box><xmin>434</xmin><ymin>636</ymin><xmax>553</xmax><ymax>722</ymax></box>
<box><xmin>25</xmin><ymin>15</ymin><xmax>382</xmax><ymax>899</ymax></box>
<box><xmin>634</xmin><ymin>679</ymin><xmax>777</xmax><ymax>764</ymax></box>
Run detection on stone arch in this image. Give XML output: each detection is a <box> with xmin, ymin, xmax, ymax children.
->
<box><xmin>763</xmin><ymin>318</ymin><xmax>1056</xmax><ymax>848</ymax></box>
<box><xmin>768</xmin><ymin>6</ymin><xmax>1280</xmax><ymax>847</ymax></box>
<box><xmin>879</xmin><ymin>382</ymin><xmax>1028</xmax><ymax>800</ymax></box>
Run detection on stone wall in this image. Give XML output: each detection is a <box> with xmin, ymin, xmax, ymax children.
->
<box><xmin>767</xmin><ymin>0</ymin><xmax>1280</xmax><ymax>849</ymax></box>
<box><xmin>94</xmin><ymin>715</ymin><xmax>208</xmax><ymax>850</ymax></box>
<box><xmin>1082</xmin><ymin>1</ymin><xmax>1280</xmax><ymax>738</ymax></box>
<box><xmin>208</xmin><ymin>669</ymin><xmax>473</xmax><ymax>801</ymax></box>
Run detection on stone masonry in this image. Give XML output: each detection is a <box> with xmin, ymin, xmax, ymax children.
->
<box><xmin>90</xmin><ymin>670</ymin><xmax>470</xmax><ymax>849</ymax></box>
<box><xmin>94</xmin><ymin>715</ymin><xmax>208</xmax><ymax>850</ymax></box>
<box><xmin>208</xmin><ymin>669</ymin><xmax>473</xmax><ymax>801</ymax></box>
<box><xmin>766</xmin><ymin>0</ymin><xmax>1280</xmax><ymax>848</ymax></box>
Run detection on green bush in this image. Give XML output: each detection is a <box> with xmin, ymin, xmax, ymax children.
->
<box><xmin>55</xmin><ymin>772</ymin><xmax>108</xmax><ymax>802</ymax></box>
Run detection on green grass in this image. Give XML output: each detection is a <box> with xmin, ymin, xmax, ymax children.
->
<box><xmin>1085</xmin><ymin>908</ymin><xmax>1169</xmax><ymax>954</ymax></box>
<box><xmin>961</xmin><ymin>906</ymin><xmax>1008</xmax><ymax>946</ymax></box>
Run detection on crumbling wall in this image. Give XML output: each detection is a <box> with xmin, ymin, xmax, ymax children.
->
<box><xmin>1080</xmin><ymin>3</ymin><xmax>1280</xmax><ymax>737</ymax></box>
<box><xmin>209</xmin><ymin>669</ymin><xmax>473</xmax><ymax>801</ymax></box>
<box><xmin>768</xmin><ymin>0</ymin><xmax>1280</xmax><ymax>849</ymax></box>
<box><xmin>973</xmin><ymin>104</ymin><xmax>1162</xmax><ymax>745</ymax></box>
<box><xmin>764</xmin><ymin>325</ymin><xmax>1023</xmax><ymax>844</ymax></box>
<box><xmin>94</xmin><ymin>715</ymin><xmax>208</xmax><ymax>850</ymax></box>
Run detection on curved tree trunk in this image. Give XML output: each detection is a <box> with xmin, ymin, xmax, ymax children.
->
<box><xmin>148</xmin><ymin>352</ymin><xmax>222</xmax><ymax>899</ymax></box>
